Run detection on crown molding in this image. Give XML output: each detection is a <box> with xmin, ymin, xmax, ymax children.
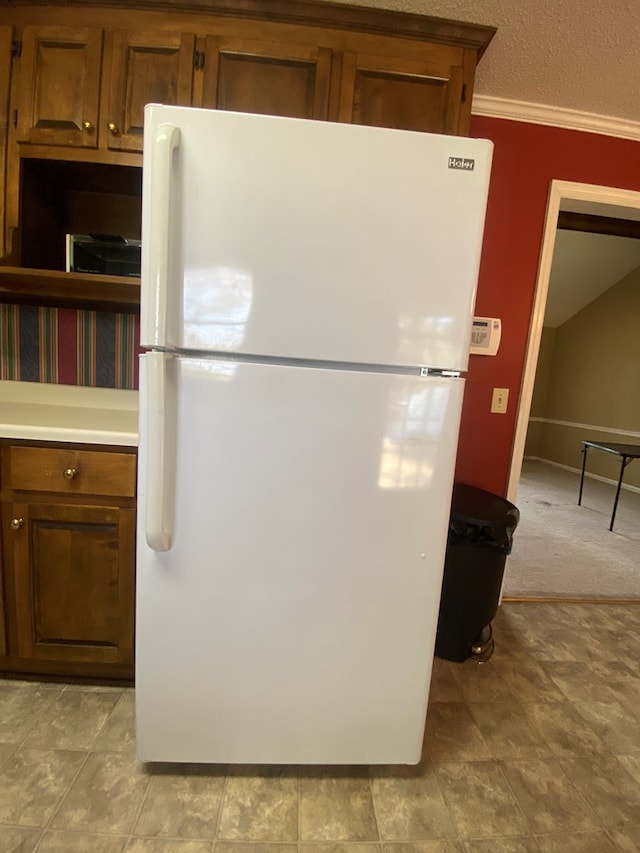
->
<box><xmin>472</xmin><ymin>95</ymin><xmax>640</xmax><ymax>142</ymax></box>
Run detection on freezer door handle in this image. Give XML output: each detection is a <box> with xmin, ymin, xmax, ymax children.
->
<box><xmin>142</xmin><ymin>123</ymin><xmax>181</xmax><ymax>348</ymax></box>
<box><xmin>144</xmin><ymin>351</ymin><xmax>176</xmax><ymax>552</ymax></box>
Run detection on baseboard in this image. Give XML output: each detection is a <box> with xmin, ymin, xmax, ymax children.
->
<box><xmin>502</xmin><ymin>596</ymin><xmax>640</xmax><ymax>605</ymax></box>
<box><xmin>524</xmin><ymin>456</ymin><xmax>640</xmax><ymax>495</ymax></box>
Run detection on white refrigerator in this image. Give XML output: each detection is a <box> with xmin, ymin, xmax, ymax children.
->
<box><xmin>135</xmin><ymin>104</ymin><xmax>493</xmax><ymax>765</ymax></box>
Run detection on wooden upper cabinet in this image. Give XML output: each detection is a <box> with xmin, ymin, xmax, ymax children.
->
<box><xmin>4</xmin><ymin>2</ymin><xmax>495</xmax><ymax>154</ymax></box>
<box><xmin>16</xmin><ymin>25</ymin><xmax>196</xmax><ymax>154</ymax></box>
<box><xmin>0</xmin><ymin>1</ymin><xmax>494</xmax><ymax>310</ymax></box>
<box><xmin>105</xmin><ymin>30</ymin><xmax>196</xmax><ymax>153</ymax></box>
<box><xmin>17</xmin><ymin>25</ymin><xmax>103</xmax><ymax>148</ymax></box>
<box><xmin>200</xmin><ymin>37</ymin><xmax>332</xmax><ymax>120</ymax></box>
<box><xmin>338</xmin><ymin>49</ymin><xmax>468</xmax><ymax>135</ymax></box>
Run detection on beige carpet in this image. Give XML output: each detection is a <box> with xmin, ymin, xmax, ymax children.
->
<box><xmin>503</xmin><ymin>459</ymin><xmax>640</xmax><ymax>600</ymax></box>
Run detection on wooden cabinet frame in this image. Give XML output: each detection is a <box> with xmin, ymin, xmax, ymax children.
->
<box><xmin>0</xmin><ymin>26</ymin><xmax>13</xmax><ymax>260</ymax></box>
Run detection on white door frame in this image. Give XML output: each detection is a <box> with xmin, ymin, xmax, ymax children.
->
<box><xmin>506</xmin><ymin>180</ymin><xmax>640</xmax><ymax>504</ymax></box>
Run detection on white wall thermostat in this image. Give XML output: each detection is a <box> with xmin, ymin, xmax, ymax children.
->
<box><xmin>470</xmin><ymin>317</ymin><xmax>501</xmax><ymax>356</ymax></box>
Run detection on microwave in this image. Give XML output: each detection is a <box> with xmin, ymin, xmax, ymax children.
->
<box><xmin>65</xmin><ymin>234</ymin><xmax>142</xmax><ymax>278</ymax></box>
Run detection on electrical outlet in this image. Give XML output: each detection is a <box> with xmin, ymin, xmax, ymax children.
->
<box><xmin>491</xmin><ymin>387</ymin><xmax>509</xmax><ymax>414</ymax></box>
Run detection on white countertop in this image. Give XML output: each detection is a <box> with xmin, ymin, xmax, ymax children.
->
<box><xmin>0</xmin><ymin>381</ymin><xmax>139</xmax><ymax>446</ymax></box>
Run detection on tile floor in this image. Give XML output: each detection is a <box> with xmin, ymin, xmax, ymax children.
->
<box><xmin>1</xmin><ymin>601</ymin><xmax>640</xmax><ymax>852</ymax></box>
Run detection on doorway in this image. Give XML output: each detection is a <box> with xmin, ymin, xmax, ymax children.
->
<box><xmin>507</xmin><ymin>180</ymin><xmax>640</xmax><ymax>503</ymax></box>
<box><xmin>502</xmin><ymin>181</ymin><xmax>640</xmax><ymax>599</ymax></box>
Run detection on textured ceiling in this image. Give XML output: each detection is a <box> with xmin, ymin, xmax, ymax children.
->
<box><xmin>337</xmin><ymin>0</ymin><xmax>640</xmax><ymax>126</ymax></box>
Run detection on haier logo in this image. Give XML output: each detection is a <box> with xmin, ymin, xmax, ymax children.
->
<box><xmin>448</xmin><ymin>156</ymin><xmax>475</xmax><ymax>171</ymax></box>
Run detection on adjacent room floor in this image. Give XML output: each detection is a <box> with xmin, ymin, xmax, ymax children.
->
<box><xmin>503</xmin><ymin>459</ymin><xmax>640</xmax><ymax>599</ymax></box>
<box><xmin>1</xmin><ymin>601</ymin><xmax>640</xmax><ymax>852</ymax></box>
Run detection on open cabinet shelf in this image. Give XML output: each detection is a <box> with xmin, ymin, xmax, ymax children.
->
<box><xmin>3</xmin><ymin>157</ymin><xmax>143</xmax><ymax>313</ymax></box>
<box><xmin>0</xmin><ymin>266</ymin><xmax>140</xmax><ymax>313</ymax></box>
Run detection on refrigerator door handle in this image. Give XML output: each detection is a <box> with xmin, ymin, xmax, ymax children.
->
<box><xmin>144</xmin><ymin>351</ymin><xmax>176</xmax><ymax>552</ymax></box>
<box><xmin>142</xmin><ymin>123</ymin><xmax>181</xmax><ymax>348</ymax></box>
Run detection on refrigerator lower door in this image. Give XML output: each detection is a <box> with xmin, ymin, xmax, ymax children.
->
<box><xmin>136</xmin><ymin>353</ymin><xmax>465</xmax><ymax>764</ymax></box>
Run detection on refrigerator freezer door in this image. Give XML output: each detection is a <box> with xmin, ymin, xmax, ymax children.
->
<box><xmin>141</xmin><ymin>105</ymin><xmax>492</xmax><ymax>370</ymax></box>
<box><xmin>136</xmin><ymin>354</ymin><xmax>465</xmax><ymax>764</ymax></box>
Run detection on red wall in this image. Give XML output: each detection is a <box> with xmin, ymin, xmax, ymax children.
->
<box><xmin>454</xmin><ymin>116</ymin><xmax>640</xmax><ymax>497</ymax></box>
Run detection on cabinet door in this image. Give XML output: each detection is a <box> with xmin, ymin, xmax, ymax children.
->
<box><xmin>105</xmin><ymin>29</ymin><xmax>196</xmax><ymax>153</ymax></box>
<box><xmin>4</xmin><ymin>501</ymin><xmax>135</xmax><ymax>667</ymax></box>
<box><xmin>201</xmin><ymin>37</ymin><xmax>332</xmax><ymax>120</ymax></box>
<box><xmin>0</xmin><ymin>532</ymin><xmax>6</xmax><ymax>658</ymax></box>
<box><xmin>17</xmin><ymin>25</ymin><xmax>103</xmax><ymax>148</ymax></box>
<box><xmin>338</xmin><ymin>51</ymin><xmax>465</xmax><ymax>135</ymax></box>
<box><xmin>0</xmin><ymin>26</ymin><xmax>12</xmax><ymax>259</ymax></box>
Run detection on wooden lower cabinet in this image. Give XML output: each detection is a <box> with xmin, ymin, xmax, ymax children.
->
<box><xmin>0</xmin><ymin>533</ymin><xmax>6</xmax><ymax>659</ymax></box>
<box><xmin>0</xmin><ymin>442</ymin><xmax>136</xmax><ymax>680</ymax></box>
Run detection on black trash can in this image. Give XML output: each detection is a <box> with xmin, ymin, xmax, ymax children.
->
<box><xmin>435</xmin><ymin>483</ymin><xmax>519</xmax><ymax>662</ymax></box>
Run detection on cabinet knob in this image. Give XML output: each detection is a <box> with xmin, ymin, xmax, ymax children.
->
<box><xmin>63</xmin><ymin>467</ymin><xmax>78</xmax><ymax>480</ymax></box>
<box><xmin>10</xmin><ymin>518</ymin><xmax>24</xmax><ymax>530</ymax></box>
<box><xmin>83</xmin><ymin>120</ymin><xmax>94</xmax><ymax>132</ymax></box>
<box><xmin>108</xmin><ymin>122</ymin><xmax>120</xmax><ymax>136</ymax></box>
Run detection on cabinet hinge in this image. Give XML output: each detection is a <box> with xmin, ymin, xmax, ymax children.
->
<box><xmin>461</xmin><ymin>83</ymin><xmax>467</xmax><ymax>104</ymax></box>
<box><xmin>11</xmin><ymin>40</ymin><xmax>22</xmax><ymax>58</ymax></box>
<box><xmin>193</xmin><ymin>49</ymin><xmax>205</xmax><ymax>71</ymax></box>
<box><xmin>13</xmin><ymin>109</ymin><xmax>17</xmax><ymax>129</ymax></box>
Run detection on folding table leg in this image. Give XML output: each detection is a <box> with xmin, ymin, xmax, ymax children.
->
<box><xmin>610</xmin><ymin>455</ymin><xmax>631</xmax><ymax>532</ymax></box>
<box><xmin>578</xmin><ymin>444</ymin><xmax>589</xmax><ymax>506</ymax></box>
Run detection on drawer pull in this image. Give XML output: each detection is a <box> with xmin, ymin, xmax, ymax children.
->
<box><xmin>10</xmin><ymin>518</ymin><xmax>24</xmax><ymax>530</ymax></box>
<box><xmin>83</xmin><ymin>120</ymin><xmax>94</xmax><ymax>132</ymax></box>
<box><xmin>63</xmin><ymin>467</ymin><xmax>78</xmax><ymax>480</ymax></box>
<box><xmin>108</xmin><ymin>122</ymin><xmax>120</xmax><ymax>136</ymax></box>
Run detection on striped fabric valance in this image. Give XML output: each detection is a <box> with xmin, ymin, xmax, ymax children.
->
<box><xmin>0</xmin><ymin>305</ymin><xmax>140</xmax><ymax>389</ymax></box>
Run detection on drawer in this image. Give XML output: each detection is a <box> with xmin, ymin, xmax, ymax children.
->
<box><xmin>5</xmin><ymin>445</ymin><xmax>136</xmax><ymax>498</ymax></box>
